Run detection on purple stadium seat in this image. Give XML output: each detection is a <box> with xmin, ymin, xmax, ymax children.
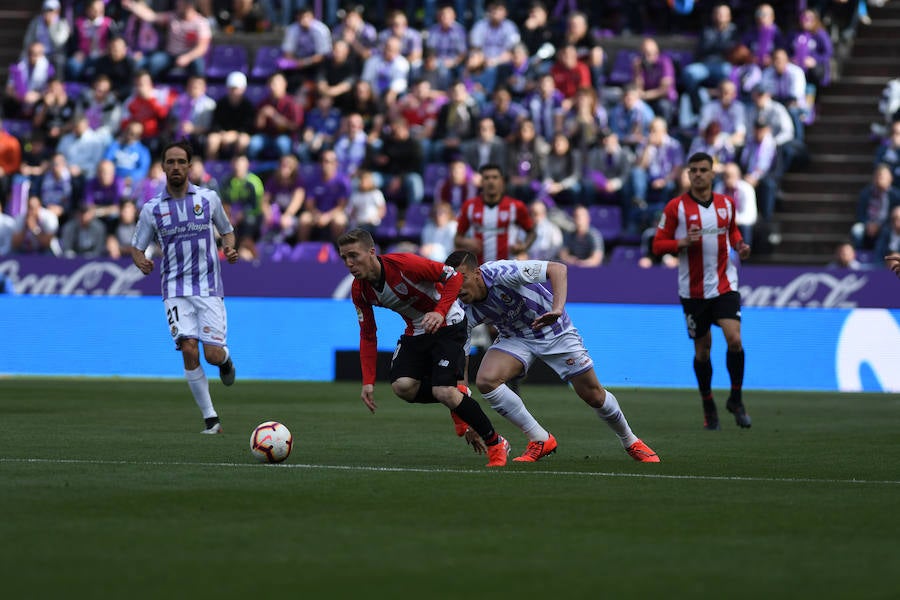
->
<box><xmin>608</xmin><ymin>50</ymin><xmax>638</xmax><ymax>86</ymax></box>
<box><xmin>204</xmin><ymin>160</ymin><xmax>232</xmax><ymax>183</ymax></box>
<box><xmin>663</xmin><ymin>49</ymin><xmax>695</xmax><ymax>73</ymax></box>
<box><xmin>250</xmin><ymin>46</ymin><xmax>282</xmax><ymax>82</ymax></box>
<box><xmin>206</xmin><ymin>82</ymin><xmax>227</xmax><ymax>101</ymax></box>
<box><xmin>588</xmin><ymin>205</ymin><xmax>622</xmax><ymax>242</ymax></box>
<box><xmin>2</xmin><ymin>119</ymin><xmax>32</xmax><ymax>142</ymax></box>
<box><xmin>399</xmin><ymin>203</ymin><xmax>431</xmax><ymax>239</ymax></box>
<box><xmin>298</xmin><ymin>162</ymin><xmax>320</xmax><ymax>184</ymax></box>
<box><xmin>290</xmin><ymin>241</ymin><xmax>340</xmax><ymax>263</ymax></box>
<box><xmin>244</xmin><ymin>83</ymin><xmax>270</xmax><ymax>108</ymax></box>
<box><xmin>205</xmin><ymin>44</ymin><xmax>250</xmax><ymax>81</ymax></box>
<box><xmin>6</xmin><ymin>177</ymin><xmax>30</xmax><ymax>217</ymax></box>
<box><xmin>375</xmin><ymin>202</ymin><xmax>399</xmax><ymax>241</ymax></box>
<box><xmin>423</xmin><ymin>163</ymin><xmax>448</xmax><ymax>198</ymax></box>
<box><xmin>609</xmin><ymin>244</ymin><xmax>642</xmax><ymax>264</ymax></box>
<box><xmin>64</xmin><ymin>81</ymin><xmax>87</xmax><ymax>99</ymax></box>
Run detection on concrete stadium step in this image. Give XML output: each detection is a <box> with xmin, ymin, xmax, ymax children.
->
<box><xmin>803</xmin><ymin>131</ymin><xmax>878</xmax><ymax>153</ymax></box>
<box><xmin>804</xmin><ymin>114</ymin><xmax>877</xmax><ymax>135</ymax></box>
<box><xmin>799</xmin><ymin>153</ymin><xmax>876</xmax><ymax>175</ymax></box>
<box><xmin>839</xmin><ymin>56</ymin><xmax>898</xmax><ymax>78</ymax></box>
<box><xmin>780</xmin><ymin>173</ymin><xmax>870</xmax><ymax>195</ymax></box>
<box><xmin>815</xmin><ymin>95</ymin><xmax>881</xmax><ymax>119</ymax></box>
<box><xmin>825</xmin><ymin>76</ymin><xmax>893</xmax><ymax>96</ymax></box>
<box><xmin>775</xmin><ymin>212</ymin><xmax>854</xmax><ymax>236</ymax></box>
<box><xmin>851</xmin><ymin>38</ymin><xmax>900</xmax><ymax>58</ymax></box>
<box><xmin>778</xmin><ymin>192</ymin><xmax>857</xmax><ymax>214</ymax></box>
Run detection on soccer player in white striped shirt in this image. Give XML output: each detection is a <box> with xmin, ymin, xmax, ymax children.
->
<box><xmin>445</xmin><ymin>251</ymin><xmax>660</xmax><ymax>463</ymax></box>
<box><xmin>131</xmin><ymin>140</ymin><xmax>239</xmax><ymax>434</ymax></box>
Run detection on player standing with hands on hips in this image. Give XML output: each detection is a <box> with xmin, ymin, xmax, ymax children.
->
<box><xmin>653</xmin><ymin>152</ymin><xmax>752</xmax><ymax>430</ymax></box>
<box><xmin>337</xmin><ymin>228</ymin><xmax>511</xmax><ymax>467</ymax></box>
<box><xmin>131</xmin><ymin>140</ymin><xmax>238</xmax><ymax>434</ymax></box>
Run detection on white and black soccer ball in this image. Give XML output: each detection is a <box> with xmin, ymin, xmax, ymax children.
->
<box><xmin>249</xmin><ymin>421</ymin><xmax>293</xmax><ymax>463</ymax></box>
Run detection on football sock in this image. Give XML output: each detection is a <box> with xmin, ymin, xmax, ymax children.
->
<box><xmin>693</xmin><ymin>358</ymin><xmax>713</xmax><ymax>397</ymax></box>
<box><xmin>452</xmin><ymin>394</ymin><xmax>499</xmax><ymax>445</ymax></box>
<box><xmin>482</xmin><ymin>384</ymin><xmax>549</xmax><ymax>442</ymax></box>
<box><xmin>185</xmin><ymin>366</ymin><xmax>217</xmax><ymax>419</ymax></box>
<box><xmin>593</xmin><ymin>390</ymin><xmax>638</xmax><ymax>447</ymax></box>
<box><xmin>204</xmin><ymin>416</ymin><xmax>220</xmax><ymax>428</ymax></box>
<box><xmin>726</xmin><ymin>349</ymin><xmax>745</xmax><ymax>403</ymax></box>
<box><xmin>218</xmin><ymin>346</ymin><xmax>230</xmax><ymax>366</ymax></box>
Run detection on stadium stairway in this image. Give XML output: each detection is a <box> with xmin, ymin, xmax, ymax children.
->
<box><xmin>763</xmin><ymin>1</ymin><xmax>900</xmax><ymax>265</ymax></box>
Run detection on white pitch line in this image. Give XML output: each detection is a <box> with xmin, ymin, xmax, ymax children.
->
<box><xmin>2</xmin><ymin>457</ymin><xmax>899</xmax><ymax>486</ymax></box>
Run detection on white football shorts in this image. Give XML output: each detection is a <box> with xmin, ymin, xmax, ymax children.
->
<box><xmin>490</xmin><ymin>328</ymin><xmax>594</xmax><ymax>381</ymax></box>
<box><xmin>163</xmin><ymin>296</ymin><xmax>228</xmax><ymax>350</ymax></box>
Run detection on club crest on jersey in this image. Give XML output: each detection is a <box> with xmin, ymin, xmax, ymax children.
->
<box><xmin>499</xmin><ymin>292</ymin><xmax>513</xmax><ymax>304</ymax></box>
<box><xmin>717</xmin><ymin>207</ymin><xmax>727</xmax><ymax>219</ymax></box>
<box><xmin>170</xmin><ymin>325</ymin><xmax>178</xmax><ymax>337</ymax></box>
<box><xmin>395</xmin><ymin>282</ymin><xmax>408</xmax><ymax>295</ymax></box>
<box><xmin>194</xmin><ymin>203</ymin><xmax>203</xmax><ymax>216</ymax></box>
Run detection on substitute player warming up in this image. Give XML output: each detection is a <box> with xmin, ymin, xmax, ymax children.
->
<box><xmin>445</xmin><ymin>251</ymin><xmax>660</xmax><ymax>463</ymax></box>
<box><xmin>653</xmin><ymin>152</ymin><xmax>752</xmax><ymax>430</ymax></box>
<box><xmin>131</xmin><ymin>141</ymin><xmax>239</xmax><ymax>434</ymax></box>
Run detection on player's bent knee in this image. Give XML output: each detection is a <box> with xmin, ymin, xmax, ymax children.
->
<box><xmin>391</xmin><ymin>379</ymin><xmax>418</xmax><ymax>402</ymax></box>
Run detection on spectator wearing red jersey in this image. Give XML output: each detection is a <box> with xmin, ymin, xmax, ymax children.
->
<box><xmin>652</xmin><ymin>152</ymin><xmax>752</xmax><ymax>431</ymax></box>
<box><xmin>550</xmin><ymin>45</ymin><xmax>591</xmax><ymax>110</ymax></box>
<box><xmin>121</xmin><ymin>70</ymin><xmax>176</xmax><ymax>155</ymax></box>
<box><xmin>455</xmin><ymin>163</ymin><xmax>536</xmax><ymax>263</ymax></box>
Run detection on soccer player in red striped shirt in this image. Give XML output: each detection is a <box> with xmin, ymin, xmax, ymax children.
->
<box><xmin>337</xmin><ymin>228</ymin><xmax>511</xmax><ymax>466</ymax></box>
<box><xmin>653</xmin><ymin>152</ymin><xmax>753</xmax><ymax>430</ymax></box>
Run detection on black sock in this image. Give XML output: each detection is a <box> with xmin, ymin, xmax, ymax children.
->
<box><xmin>726</xmin><ymin>349</ymin><xmax>745</xmax><ymax>403</ymax></box>
<box><xmin>204</xmin><ymin>416</ymin><xmax>220</xmax><ymax>428</ymax></box>
<box><xmin>452</xmin><ymin>395</ymin><xmax>499</xmax><ymax>445</ymax></box>
<box><xmin>694</xmin><ymin>358</ymin><xmax>716</xmax><ymax>413</ymax></box>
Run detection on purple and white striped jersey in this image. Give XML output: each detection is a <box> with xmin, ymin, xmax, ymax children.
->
<box><xmin>463</xmin><ymin>260</ymin><xmax>573</xmax><ymax>340</ymax></box>
<box><xmin>132</xmin><ymin>183</ymin><xmax>234</xmax><ymax>299</ymax></box>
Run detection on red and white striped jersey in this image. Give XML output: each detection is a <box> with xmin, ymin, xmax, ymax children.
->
<box><xmin>456</xmin><ymin>195</ymin><xmax>534</xmax><ymax>263</ymax></box>
<box><xmin>653</xmin><ymin>192</ymin><xmax>744</xmax><ymax>299</ymax></box>
<box><xmin>351</xmin><ymin>253</ymin><xmax>464</xmax><ymax>385</ymax></box>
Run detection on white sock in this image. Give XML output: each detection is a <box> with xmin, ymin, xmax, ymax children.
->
<box><xmin>218</xmin><ymin>346</ymin><xmax>230</xmax><ymax>365</ymax></box>
<box><xmin>593</xmin><ymin>390</ymin><xmax>638</xmax><ymax>447</ymax></box>
<box><xmin>185</xmin><ymin>366</ymin><xmax>217</xmax><ymax>419</ymax></box>
<box><xmin>482</xmin><ymin>384</ymin><xmax>549</xmax><ymax>442</ymax></box>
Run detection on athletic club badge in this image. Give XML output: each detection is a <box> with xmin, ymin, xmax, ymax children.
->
<box><xmin>717</xmin><ymin>207</ymin><xmax>727</xmax><ymax>219</ymax></box>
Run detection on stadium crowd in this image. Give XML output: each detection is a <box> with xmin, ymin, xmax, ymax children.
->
<box><xmin>0</xmin><ymin>0</ymin><xmax>892</xmax><ymax>268</ymax></box>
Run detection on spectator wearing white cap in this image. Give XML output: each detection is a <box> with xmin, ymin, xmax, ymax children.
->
<box><xmin>22</xmin><ymin>0</ymin><xmax>70</xmax><ymax>75</ymax></box>
<box><xmin>206</xmin><ymin>72</ymin><xmax>255</xmax><ymax>160</ymax></box>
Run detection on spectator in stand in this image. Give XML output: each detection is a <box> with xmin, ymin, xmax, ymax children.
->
<box><xmin>4</xmin><ymin>41</ymin><xmax>55</xmax><ymax>119</ymax></box>
<box><xmin>874</xmin><ymin>205</ymin><xmax>900</xmax><ymax>264</ymax></box>
<box><xmin>90</xmin><ymin>37</ymin><xmax>136</xmax><ymax>103</ymax></box>
<box><xmin>394</xmin><ymin>78</ymin><xmax>445</xmax><ymax>160</ymax></box>
<box><xmin>715</xmin><ymin>161</ymin><xmax>758</xmax><ymax>246</ymax></box>
<box><xmin>39</xmin><ymin>152</ymin><xmax>74</xmax><ymax>220</ymax></box>
<box><xmin>300</xmin><ymin>149</ymin><xmax>351</xmax><ymax>243</ymax></box>
<box><xmin>550</xmin><ymin>44</ymin><xmax>591</xmax><ymax>112</ymax></box>
<box><xmin>0</xmin><ymin>198</ymin><xmax>19</xmax><ymax>255</ymax></box>
<box><xmin>346</xmin><ymin>169</ymin><xmax>386</xmax><ymax>235</ymax></box>
<box><xmin>687</xmin><ymin>120</ymin><xmax>736</xmax><ymax>176</ymax></box>
<box><xmin>639</xmin><ymin>203</ymin><xmax>680</xmax><ymax>270</ymax></box>
<box><xmin>426</xmin><ymin>5</ymin><xmax>468</xmax><ymax>75</ymax></box>
<box><xmin>632</xmin><ymin>37</ymin><xmax>677</xmax><ymax>126</ymax></box>
<box><xmin>360</xmin><ymin>36</ymin><xmax>410</xmax><ymax>109</ymax></box>
<box><xmin>18</xmin><ymin>132</ymin><xmax>52</xmax><ymax>192</ymax></box>
<box><xmin>496</xmin><ymin>42</ymin><xmax>540</xmax><ymax>102</ymax></box>
<box><xmin>680</xmin><ymin>4</ymin><xmax>740</xmax><ymax>121</ymax></box>
<box><xmin>219</xmin><ymin>154</ymin><xmax>264</xmax><ymax>261</ymax></box>
<box><xmin>558</xmin><ymin>204</ymin><xmax>603</xmax><ymax>267</ymax></box>
<box><xmin>60</xmin><ymin>201</ymin><xmax>107</xmax><ymax>258</ymax></box>
<box><xmin>316</xmin><ymin>40</ymin><xmax>360</xmax><ymax>113</ymax></box>
<box><xmin>66</xmin><ymin>0</ymin><xmax>119</xmax><ymax>82</ymax></box>
<box><xmin>522</xmin><ymin>199</ymin><xmax>562</xmax><ymax>261</ymax></box>
<box><xmin>57</xmin><ymin>115</ymin><xmax>111</xmax><ymax>193</ymax></box>
<box><xmin>609</xmin><ymin>84</ymin><xmax>655</xmax><ymax>151</ymax></box>
<box><xmin>738</xmin><ymin>118</ymin><xmax>779</xmax><ymax>221</ymax></box>
<box><xmin>206</xmin><ymin>71</ymin><xmax>254</xmax><ymax>160</ymax></box>
<box><xmin>12</xmin><ymin>194</ymin><xmax>60</xmax><ymax>255</ymax></box>
<box><xmin>455</xmin><ymin>163</ymin><xmax>535</xmax><ymax>263</ymax></box>
<box><xmin>505</xmin><ymin>118</ymin><xmax>548</xmax><ymax>202</ymax></box>
<box><xmin>851</xmin><ymin>164</ymin><xmax>900</xmax><ymax>249</ymax></box>
<box><xmin>169</xmin><ymin>74</ymin><xmax>216</xmax><ymax>157</ymax></box>
<box><xmin>333</xmin><ymin>113</ymin><xmax>370</xmax><ymax>178</ymax></box>
<box><xmin>121</xmin><ymin>0</ymin><xmax>160</xmax><ymax>73</ymax></box>
<box><xmin>120</xmin><ymin>0</ymin><xmax>212</xmax><ymax>80</ymax></box>
<box><xmin>133</xmin><ymin>158</ymin><xmax>164</xmax><ymax>208</ymax></box>
<box><xmin>261</xmin><ymin>154</ymin><xmax>306</xmax><ymax>243</ymax></box>
<box><xmin>107</xmin><ymin>198</ymin><xmax>138</xmax><ymax>259</ymax></box>
<box><xmin>482</xmin><ymin>86</ymin><xmax>526</xmax><ymax>142</ymax></box>
<box><xmin>0</xmin><ymin>119</ymin><xmax>23</xmax><ymax>203</ymax></box>
<box><xmin>541</xmin><ymin>133</ymin><xmax>583</xmax><ymax>207</ymax></box>
<box><xmin>84</xmin><ymin>158</ymin><xmax>125</xmax><ymax>232</ymax></box>
<box><xmin>827</xmin><ymin>241</ymin><xmax>864</xmax><ymax>270</ymax></box>
<box><xmin>525</xmin><ymin>73</ymin><xmax>564</xmax><ymax>143</ymax></box>
<box><xmin>32</xmin><ymin>78</ymin><xmax>76</xmax><ymax>149</ymax></box>
<box><xmin>281</xmin><ymin>7</ymin><xmax>332</xmax><ymax>93</ymax></box>
<box><xmin>726</xmin><ymin>43</ymin><xmax>762</xmax><ymax>108</ymax></box>
<box><xmin>469</xmin><ymin>1</ymin><xmax>520</xmax><ymax>74</ymax></box>
<box><xmin>742</xmin><ymin>3</ymin><xmax>785</xmax><ymax>70</ymax></box>
<box><xmin>121</xmin><ymin>70</ymin><xmax>177</xmax><ymax>156</ymax></box>
<box><xmin>698</xmin><ymin>79</ymin><xmax>747</xmax><ymax>151</ymax></box>
<box><xmin>345</xmin><ymin>80</ymin><xmax>384</xmax><ymax>138</ymax></box>
<box><xmin>762</xmin><ymin>48</ymin><xmax>811</xmax><ymax>132</ymax></box>
<box><xmin>188</xmin><ymin>158</ymin><xmax>217</xmax><ymax>193</ymax></box>
<box><xmin>248</xmin><ymin>73</ymin><xmax>303</xmax><ymax>161</ymax></box>
<box><xmin>76</xmin><ymin>74</ymin><xmax>122</xmax><ymax>138</ymax></box>
<box><xmin>459</xmin><ymin>48</ymin><xmax>495</xmax><ymax>106</ymax></box>
<box><xmin>419</xmin><ymin>201</ymin><xmax>458</xmax><ymax>261</ymax></box>
<box><xmin>584</xmin><ymin>131</ymin><xmax>635</xmax><ymax>206</ymax></box>
<box><xmin>103</xmin><ymin>121</ymin><xmax>151</xmax><ymax>198</ymax></box>
<box><xmin>520</xmin><ymin>1</ymin><xmax>555</xmax><ymax>61</ymax></box>
<box><xmin>367</xmin><ymin>118</ymin><xmax>424</xmax><ymax>209</ymax></box>
<box><xmin>377</xmin><ymin>10</ymin><xmax>423</xmax><ymax>70</ymax></box>
<box><xmin>562</xmin><ymin>86</ymin><xmax>607</xmax><ymax>159</ymax></box>
<box><xmin>555</xmin><ymin>11</ymin><xmax>606</xmax><ymax>92</ymax></box>
<box><xmin>875</xmin><ymin>120</ymin><xmax>900</xmax><ymax>186</ymax></box>
<box><xmin>416</xmin><ymin>48</ymin><xmax>454</xmax><ymax>95</ymax></box>
<box><xmin>331</xmin><ymin>6</ymin><xmax>377</xmax><ymax>64</ymax></box>
<box><xmin>790</xmin><ymin>8</ymin><xmax>833</xmax><ymax>109</ymax></box>
<box><xmin>432</xmin><ymin>81</ymin><xmax>480</xmax><ymax>162</ymax></box>
<box><xmin>22</xmin><ymin>1</ymin><xmax>69</xmax><ymax>76</ymax></box>
<box><xmin>629</xmin><ymin>116</ymin><xmax>685</xmax><ymax>233</ymax></box>
<box><xmin>462</xmin><ymin>117</ymin><xmax>508</xmax><ymax>174</ymax></box>
<box><xmin>296</xmin><ymin>93</ymin><xmax>343</xmax><ymax>163</ymax></box>
<box><xmin>746</xmin><ymin>84</ymin><xmax>803</xmax><ymax>181</ymax></box>
<box><xmin>434</xmin><ymin>157</ymin><xmax>478</xmax><ymax>210</ymax></box>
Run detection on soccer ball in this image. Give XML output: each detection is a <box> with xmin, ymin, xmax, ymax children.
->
<box><xmin>249</xmin><ymin>421</ymin><xmax>293</xmax><ymax>463</ymax></box>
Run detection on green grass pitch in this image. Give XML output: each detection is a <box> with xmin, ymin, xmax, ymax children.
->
<box><xmin>1</xmin><ymin>378</ymin><xmax>897</xmax><ymax>599</ymax></box>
